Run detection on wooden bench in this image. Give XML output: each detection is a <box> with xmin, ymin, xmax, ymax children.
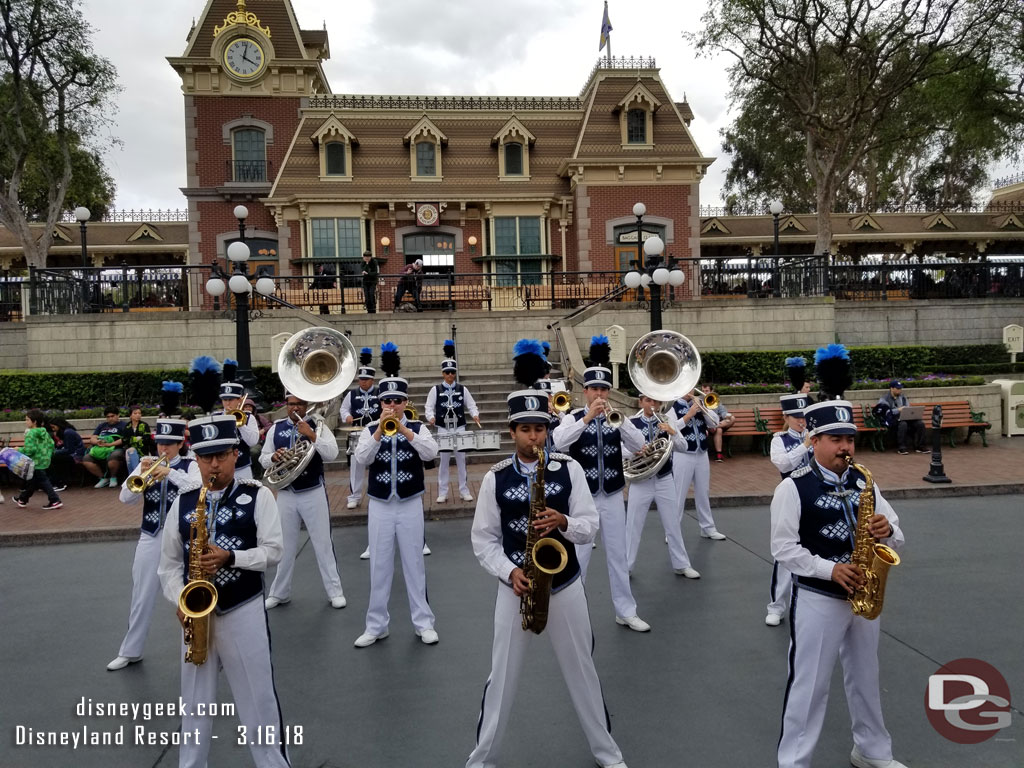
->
<box><xmin>758</xmin><ymin>405</ymin><xmax>886</xmax><ymax>452</ymax></box>
<box><xmin>718</xmin><ymin>408</ymin><xmax>769</xmax><ymax>457</ymax></box>
<box><xmin>524</xmin><ymin>283</ymin><xmax>618</xmax><ymax>308</ymax></box>
<box><xmin>401</xmin><ymin>284</ymin><xmax>492</xmax><ymax>311</ymax></box>
<box><xmin>278</xmin><ymin>287</ymin><xmax>366</xmax><ymax>313</ymax></box>
<box><xmin>904</xmin><ymin>400</ymin><xmax>991</xmax><ymax>447</ymax></box>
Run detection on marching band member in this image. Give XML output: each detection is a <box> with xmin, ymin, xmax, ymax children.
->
<box><xmin>426</xmin><ymin>340</ymin><xmax>480</xmax><ymax>503</ymax></box>
<box><xmin>341</xmin><ymin>348</ymin><xmax>380</xmax><ymax>511</ymax></box>
<box><xmin>624</xmin><ymin>396</ymin><xmax>700</xmax><ymax>579</ymax></box>
<box><xmin>157</xmin><ymin>415</ymin><xmax>288</xmax><ymax>768</ymax></box>
<box><xmin>671</xmin><ymin>389</ymin><xmax>725</xmax><ymax>540</ymax></box>
<box><xmin>772</xmin><ymin>398</ymin><xmax>906</xmax><ymax>768</ymax></box>
<box><xmin>766</xmin><ymin>389</ymin><xmax>812</xmax><ymax>627</ymax></box>
<box><xmin>467</xmin><ymin>388</ymin><xmax>628</xmax><ymax>768</ymax></box>
<box><xmin>514</xmin><ymin>338</ymin><xmax>559</xmax><ymax>454</ymax></box>
<box><xmin>107</xmin><ymin>418</ymin><xmax>200</xmax><ymax>671</ymax></box>
<box><xmin>262</xmin><ymin>393</ymin><xmax>346</xmax><ymax>610</ymax></box>
<box><xmin>216</xmin><ymin>381</ymin><xmax>259</xmax><ymax>481</ymax></box>
<box><xmin>552</xmin><ymin>335</ymin><xmax>651</xmax><ymax>632</ymax></box>
<box><xmin>352</xmin><ymin>342</ymin><xmax>440</xmax><ymax>647</ymax></box>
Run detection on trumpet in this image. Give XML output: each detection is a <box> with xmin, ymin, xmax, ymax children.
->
<box><xmin>381</xmin><ymin>405</ymin><xmax>417</xmax><ymax>436</ymax></box>
<box><xmin>594</xmin><ymin>396</ymin><xmax>623</xmax><ymax>428</ymax></box>
<box><xmin>692</xmin><ymin>389</ymin><xmax>719</xmax><ymax>419</ymax></box>
<box><xmin>228</xmin><ymin>394</ymin><xmax>249</xmax><ymax>427</ymax></box>
<box><xmin>551</xmin><ymin>391</ymin><xmax>573</xmax><ymax>413</ymax></box>
<box><xmin>126</xmin><ymin>455</ymin><xmax>170</xmax><ymax>494</ymax></box>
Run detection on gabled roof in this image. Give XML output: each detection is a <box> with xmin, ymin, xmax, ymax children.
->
<box><xmin>184</xmin><ymin>0</ymin><xmax>306</xmax><ymax>59</ymax></box>
<box><xmin>127</xmin><ymin>224</ymin><xmax>165</xmax><ymax>242</ymax></box>
<box><xmin>403</xmin><ymin>116</ymin><xmax>448</xmax><ymax>146</ymax></box>
<box><xmin>311</xmin><ymin>115</ymin><xmax>357</xmax><ymax>145</ymax></box>
<box><xmin>779</xmin><ymin>215</ymin><xmax>807</xmax><ymax>232</ymax></box>
<box><xmin>993</xmin><ymin>213</ymin><xmax>1024</xmax><ymax>230</ymax></box>
<box><xmin>923</xmin><ymin>212</ymin><xmax>956</xmax><ymax>230</ymax></box>
<box><xmin>492</xmin><ymin>117</ymin><xmax>536</xmax><ymax>146</ymax></box>
<box><xmin>701</xmin><ymin>218</ymin><xmax>731</xmax><ymax>235</ymax></box>
<box><xmin>850</xmin><ymin>213</ymin><xmax>882</xmax><ymax>231</ymax></box>
<box><xmin>616</xmin><ymin>82</ymin><xmax>662</xmax><ymax>112</ymax></box>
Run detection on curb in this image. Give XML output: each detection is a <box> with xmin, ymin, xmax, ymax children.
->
<box><xmin>3</xmin><ymin>482</ymin><xmax>1020</xmax><ymax>548</ymax></box>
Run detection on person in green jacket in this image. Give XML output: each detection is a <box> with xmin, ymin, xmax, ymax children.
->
<box><xmin>15</xmin><ymin>409</ymin><xmax>62</xmax><ymax>509</ymax></box>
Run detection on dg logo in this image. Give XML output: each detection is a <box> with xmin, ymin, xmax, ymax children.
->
<box><xmin>524</xmin><ymin>396</ymin><xmax>540</xmax><ymax>411</ymax></box>
<box><xmin>836</xmin><ymin>407</ymin><xmax>851</xmax><ymax>422</ymax></box>
<box><xmin>201</xmin><ymin>424</ymin><xmax>219</xmax><ymax>442</ymax></box>
<box><xmin>796</xmin><ymin>397</ymin><xmax>808</xmax><ymax>409</ymax></box>
<box><xmin>594</xmin><ymin>371</ymin><xmax>605</xmax><ymax>380</ymax></box>
<box><xmin>386</xmin><ymin>381</ymin><xmax>398</xmax><ymax>391</ymax></box>
<box><xmin>160</xmin><ymin>423</ymin><xmax>172</xmax><ymax>435</ymax></box>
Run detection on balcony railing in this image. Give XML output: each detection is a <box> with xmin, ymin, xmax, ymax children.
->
<box><xmin>229</xmin><ymin>159</ymin><xmax>269</xmax><ymax>184</ymax></box>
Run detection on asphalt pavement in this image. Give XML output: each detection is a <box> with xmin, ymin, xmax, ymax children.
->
<box><xmin>1</xmin><ymin>492</ymin><xmax>1021</xmax><ymax>768</ymax></box>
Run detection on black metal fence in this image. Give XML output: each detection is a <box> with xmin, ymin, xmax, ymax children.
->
<box><xmin>3</xmin><ymin>258</ymin><xmax>1022</xmax><ymax>321</ymax></box>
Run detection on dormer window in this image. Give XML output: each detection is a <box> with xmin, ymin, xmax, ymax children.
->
<box><xmin>504</xmin><ymin>143</ymin><xmax>523</xmax><ymax>175</ymax></box>
<box><xmin>416</xmin><ymin>141</ymin><xmax>436</xmax><ymax>176</ymax></box>
<box><xmin>627</xmin><ymin>109</ymin><xmax>647</xmax><ymax>144</ymax></box>
<box><xmin>325</xmin><ymin>142</ymin><xmax>346</xmax><ymax>175</ymax></box>
<box><xmin>493</xmin><ymin>117</ymin><xmax>535</xmax><ymax>181</ymax></box>
<box><xmin>617</xmin><ymin>83</ymin><xmax>660</xmax><ymax>150</ymax></box>
<box><xmin>312</xmin><ymin>115</ymin><xmax>357</xmax><ymax>181</ymax></box>
<box><xmin>405</xmin><ymin>117</ymin><xmax>446</xmax><ymax>180</ymax></box>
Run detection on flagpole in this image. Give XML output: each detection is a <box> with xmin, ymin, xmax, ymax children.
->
<box><xmin>605</xmin><ymin>1</ymin><xmax>612</xmax><ymax>62</ymax></box>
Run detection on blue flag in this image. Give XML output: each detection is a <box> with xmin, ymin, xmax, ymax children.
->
<box><xmin>599</xmin><ymin>1</ymin><xmax>612</xmax><ymax>52</ymax></box>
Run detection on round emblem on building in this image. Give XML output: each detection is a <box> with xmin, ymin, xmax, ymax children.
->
<box><xmin>417</xmin><ymin>203</ymin><xmax>439</xmax><ymax>226</ymax></box>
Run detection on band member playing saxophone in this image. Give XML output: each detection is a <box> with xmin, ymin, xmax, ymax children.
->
<box><xmin>157</xmin><ymin>415</ymin><xmax>288</xmax><ymax>768</ymax></box>
<box><xmin>467</xmin><ymin>387</ymin><xmax>627</xmax><ymax>768</ymax></box>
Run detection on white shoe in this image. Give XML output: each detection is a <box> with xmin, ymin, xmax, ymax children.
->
<box><xmin>435</xmin><ymin>495</ymin><xmax>447</xmax><ymax>504</ymax></box>
<box><xmin>460</xmin><ymin>492</ymin><xmax>474</xmax><ymax>501</ymax></box>
<box><xmin>422</xmin><ymin>543</ymin><xmax>432</xmax><ymax>556</ymax></box>
<box><xmin>94</xmin><ymin>477</ymin><xmax>109</xmax><ymax>488</ymax></box>
<box><xmin>346</xmin><ymin>499</ymin><xmax>358</xmax><ymax>510</ymax></box>
<box><xmin>850</xmin><ymin>746</ymin><xmax>908</xmax><ymax>768</ymax></box>
<box><xmin>359</xmin><ymin>548</ymin><xmax>370</xmax><ymax>560</ymax></box>
<box><xmin>765</xmin><ymin>612</ymin><xmax>783</xmax><ymax>627</ymax></box>
<box><xmin>417</xmin><ymin>628</ymin><xmax>439</xmax><ymax>645</ymax></box>
<box><xmin>615</xmin><ymin>615</ymin><xmax>651</xmax><ymax>632</ymax></box>
<box><xmin>354</xmin><ymin>631</ymin><xmax>388</xmax><ymax>648</ymax></box>
<box><xmin>701</xmin><ymin>529</ymin><xmax>727</xmax><ymax>540</ymax></box>
<box><xmin>597</xmin><ymin>762</ymin><xmax>629</xmax><ymax>768</ymax></box>
<box><xmin>106</xmin><ymin>655</ymin><xmax>141</xmax><ymax>671</ymax></box>
<box><xmin>674</xmin><ymin>567</ymin><xmax>701</xmax><ymax>579</ymax></box>
<box><xmin>264</xmin><ymin>596</ymin><xmax>289</xmax><ymax>609</ymax></box>
<box><xmin>330</xmin><ymin>595</ymin><xmax>347</xmax><ymax>609</ymax></box>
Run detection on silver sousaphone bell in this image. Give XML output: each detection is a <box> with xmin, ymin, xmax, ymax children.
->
<box><xmin>264</xmin><ymin>327</ymin><xmax>356</xmax><ymax>489</ymax></box>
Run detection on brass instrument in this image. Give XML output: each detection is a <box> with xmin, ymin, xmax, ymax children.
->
<box><xmin>623</xmin><ymin>330</ymin><xmax>704</xmax><ymax>482</ymax></box>
<box><xmin>551</xmin><ymin>391</ymin><xmax>573</xmax><ymax>412</ymax></box>
<box><xmin>229</xmin><ymin>395</ymin><xmax>249</xmax><ymax>427</ymax></box>
<box><xmin>126</xmin><ymin>455</ymin><xmax>170</xmax><ymax>494</ymax></box>
<box><xmin>381</xmin><ymin>405</ymin><xmax>417</xmax><ymax>437</ymax></box>
<box><xmin>265</xmin><ymin>327</ymin><xmax>356</xmax><ymax>490</ymax></box>
<box><xmin>520</xmin><ymin>446</ymin><xmax>569</xmax><ymax>634</ymax></box>
<box><xmin>178</xmin><ymin>476</ymin><xmax>219</xmax><ymax>665</ymax></box>
<box><xmin>846</xmin><ymin>455</ymin><xmax>900</xmax><ymax>620</ymax></box>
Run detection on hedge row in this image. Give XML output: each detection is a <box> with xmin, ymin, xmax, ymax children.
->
<box><xmin>0</xmin><ymin>367</ymin><xmax>284</xmax><ymax>411</ymax></box>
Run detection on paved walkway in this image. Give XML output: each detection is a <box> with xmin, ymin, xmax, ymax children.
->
<box><xmin>2</xmin><ymin>436</ymin><xmax>1022</xmax><ymax>545</ymax></box>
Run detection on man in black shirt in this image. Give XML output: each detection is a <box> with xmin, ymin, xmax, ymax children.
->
<box><xmin>360</xmin><ymin>251</ymin><xmax>379</xmax><ymax>313</ymax></box>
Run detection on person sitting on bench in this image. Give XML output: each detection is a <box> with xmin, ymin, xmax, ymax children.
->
<box><xmin>875</xmin><ymin>381</ymin><xmax>926</xmax><ymax>455</ymax></box>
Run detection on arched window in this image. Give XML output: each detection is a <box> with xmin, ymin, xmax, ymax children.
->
<box><xmin>325</xmin><ymin>142</ymin><xmax>346</xmax><ymax>175</ymax></box>
<box><xmin>626</xmin><ymin>109</ymin><xmax>647</xmax><ymax>144</ymax></box>
<box><xmin>232</xmin><ymin>128</ymin><xmax>266</xmax><ymax>182</ymax></box>
<box><xmin>416</xmin><ymin>141</ymin><xmax>436</xmax><ymax>177</ymax></box>
<box><xmin>504</xmin><ymin>142</ymin><xmax>523</xmax><ymax>176</ymax></box>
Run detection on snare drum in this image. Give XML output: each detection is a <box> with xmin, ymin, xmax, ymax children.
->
<box><xmin>437</xmin><ymin>433</ymin><xmax>458</xmax><ymax>452</ymax></box>
<box><xmin>455</xmin><ymin>432</ymin><xmax>477</xmax><ymax>451</ymax></box>
<box><xmin>475</xmin><ymin>431</ymin><xmax>501</xmax><ymax>451</ymax></box>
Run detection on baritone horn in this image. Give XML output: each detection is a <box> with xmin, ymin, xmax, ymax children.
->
<box><xmin>265</xmin><ymin>327</ymin><xmax>356</xmax><ymax>490</ymax></box>
<box><xmin>126</xmin><ymin>455</ymin><xmax>169</xmax><ymax>494</ymax></box>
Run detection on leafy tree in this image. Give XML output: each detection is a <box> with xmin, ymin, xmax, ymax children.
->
<box><xmin>16</xmin><ymin>132</ymin><xmax>115</xmax><ymax>220</ymax></box>
<box><xmin>689</xmin><ymin>0</ymin><xmax>1024</xmax><ymax>253</ymax></box>
<box><xmin>0</xmin><ymin>0</ymin><xmax>118</xmax><ymax>268</ymax></box>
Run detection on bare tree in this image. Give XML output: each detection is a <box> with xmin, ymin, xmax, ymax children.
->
<box><xmin>688</xmin><ymin>0</ymin><xmax>1022</xmax><ymax>254</ymax></box>
<box><xmin>0</xmin><ymin>0</ymin><xmax>118</xmax><ymax>268</ymax></box>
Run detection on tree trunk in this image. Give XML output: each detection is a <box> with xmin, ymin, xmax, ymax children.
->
<box><xmin>814</xmin><ymin>182</ymin><xmax>835</xmax><ymax>256</ymax></box>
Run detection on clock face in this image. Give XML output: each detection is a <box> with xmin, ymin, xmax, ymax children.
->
<box><xmin>224</xmin><ymin>38</ymin><xmax>265</xmax><ymax>79</ymax></box>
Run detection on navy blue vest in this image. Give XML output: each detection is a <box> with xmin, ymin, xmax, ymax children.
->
<box><xmin>434</xmin><ymin>383</ymin><xmax>467</xmax><ymax>429</ymax></box>
<box><xmin>629</xmin><ymin>414</ymin><xmax>673</xmax><ymax>478</ymax></box>
<box><xmin>790</xmin><ymin>463</ymin><xmax>868</xmax><ymax>600</ymax></box>
<box><xmin>493</xmin><ymin>453</ymin><xmax>580</xmax><ymax>592</ymax></box>
<box><xmin>776</xmin><ymin>431</ymin><xmax>812</xmax><ymax>478</ymax></box>
<box><xmin>672</xmin><ymin>400</ymin><xmax>709</xmax><ymax>453</ymax></box>
<box><xmin>271</xmin><ymin>418</ymin><xmax>324</xmax><ymax>492</ymax></box>
<box><xmin>567</xmin><ymin>410</ymin><xmax>624</xmax><ymax>494</ymax></box>
<box><xmin>140</xmin><ymin>456</ymin><xmax>193</xmax><ymax>536</ymax></box>
<box><xmin>213</xmin><ymin>410</ymin><xmax>254</xmax><ymax>470</ymax></box>
<box><xmin>346</xmin><ymin>386</ymin><xmax>381</xmax><ymax>426</ymax></box>
<box><xmin>365</xmin><ymin>421</ymin><xmax>426</xmax><ymax>500</ymax></box>
<box><xmin>177</xmin><ymin>480</ymin><xmax>264</xmax><ymax>613</ymax></box>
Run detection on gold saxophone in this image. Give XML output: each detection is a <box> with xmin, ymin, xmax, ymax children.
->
<box><xmin>520</xmin><ymin>446</ymin><xmax>569</xmax><ymax>635</ymax></box>
<box><xmin>178</xmin><ymin>475</ymin><xmax>220</xmax><ymax>665</ymax></box>
<box><xmin>846</xmin><ymin>456</ymin><xmax>900</xmax><ymax>620</ymax></box>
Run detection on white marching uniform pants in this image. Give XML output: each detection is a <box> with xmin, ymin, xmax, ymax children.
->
<box><xmin>575</xmin><ymin>491</ymin><xmax>637</xmax><ymax>620</ymax></box>
<box><xmin>178</xmin><ymin>597</ymin><xmax>289</xmax><ymax>768</ymax></box>
<box><xmin>767</xmin><ymin>561</ymin><xmax>793</xmax><ymax>617</ymax></box>
<box><xmin>437</xmin><ymin>425</ymin><xmax>469</xmax><ymax>497</ymax></box>
<box><xmin>117</xmin><ymin>532</ymin><xmax>163</xmax><ymax>659</ymax></box>
<box><xmin>365</xmin><ymin>496</ymin><xmax>435</xmax><ymax>635</ymax></box>
<box><xmin>673</xmin><ymin>451</ymin><xmax>716</xmax><ymax>534</ymax></box>
<box><xmin>625</xmin><ymin>473</ymin><xmax>692</xmax><ymax>572</ymax></box>
<box><xmin>347</xmin><ymin>456</ymin><xmax>365</xmax><ymax>505</ymax></box>
<box><xmin>466</xmin><ymin>578</ymin><xmax>623</xmax><ymax>768</ymax></box>
<box><xmin>778</xmin><ymin>586</ymin><xmax>892</xmax><ymax>768</ymax></box>
<box><xmin>268</xmin><ymin>486</ymin><xmax>344</xmax><ymax>602</ymax></box>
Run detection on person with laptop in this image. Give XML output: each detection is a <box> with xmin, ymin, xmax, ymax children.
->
<box><xmin>876</xmin><ymin>381</ymin><xmax>927</xmax><ymax>455</ymax></box>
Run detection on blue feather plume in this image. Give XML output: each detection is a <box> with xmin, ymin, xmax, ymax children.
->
<box><xmin>513</xmin><ymin>339</ymin><xmax>545</xmax><ymax>358</ymax></box>
<box><xmin>591</xmin><ymin>334</ymin><xmax>609</xmax><ymax>346</ymax></box>
<box><xmin>814</xmin><ymin>344</ymin><xmax>850</xmax><ymax>364</ymax></box>
<box><xmin>541</xmin><ymin>341</ymin><xmax>551</xmax><ymax>355</ymax></box>
<box><xmin>223</xmin><ymin>357</ymin><xmax>238</xmax><ymax>366</ymax></box>
<box><xmin>361</xmin><ymin>347</ymin><xmax>372</xmax><ymax>355</ymax></box>
<box><xmin>785</xmin><ymin>356</ymin><xmax>806</xmax><ymax>368</ymax></box>
<box><xmin>189</xmin><ymin>355</ymin><xmax>221</xmax><ymax>374</ymax></box>
<box><xmin>162</xmin><ymin>381</ymin><xmax>183</xmax><ymax>393</ymax></box>
<box><xmin>381</xmin><ymin>341</ymin><xmax>398</xmax><ymax>353</ymax></box>
<box><xmin>443</xmin><ymin>339</ymin><xmax>454</xmax><ymax>347</ymax></box>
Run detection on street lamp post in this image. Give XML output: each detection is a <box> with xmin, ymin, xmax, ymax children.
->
<box><xmin>770</xmin><ymin>200</ymin><xmax>784</xmax><ymax>298</ymax></box>
<box><xmin>230</xmin><ymin>204</ymin><xmax>254</xmax><ymax>391</ymax></box>
<box><xmin>75</xmin><ymin>207</ymin><xmax>91</xmax><ymax>312</ymax></box>
<box><xmin>623</xmin><ymin>235</ymin><xmax>685</xmax><ymax>332</ymax></box>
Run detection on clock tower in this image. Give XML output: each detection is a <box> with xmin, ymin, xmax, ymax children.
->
<box><xmin>167</xmin><ymin>0</ymin><xmax>330</xmax><ymax>279</ymax></box>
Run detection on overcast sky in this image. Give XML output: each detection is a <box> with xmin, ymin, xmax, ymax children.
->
<box><xmin>82</xmin><ymin>0</ymin><xmax>735</xmax><ymax>212</ymax></box>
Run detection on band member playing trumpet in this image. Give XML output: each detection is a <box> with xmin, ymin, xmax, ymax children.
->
<box><xmin>341</xmin><ymin>349</ymin><xmax>380</xmax><ymax>510</ymax></box>
<box><xmin>262</xmin><ymin>393</ymin><xmax>346</xmax><ymax>610</ymax></box>
<box><xmin>425</xmin><ymin>341</ymin><xmax>480</xmax><ymax>503</ymax></box>
<box><xmin>107</xmin><ymin>419</ymin><xmax>200</xmax><ymax>671</ymax></box>
<box><xmin>467</xmin><ymin>389</ymin><xmax>627</xmax><ymax>768</ymax></box>
<box><xmin>624</xmin><ymin>397</ymin><xmax>700</xmax><ymax>579</ymax></box>
<box><xmin>552</xmin><ymin>335</ymin><xmax>650</xmax><ymax>632</ymax></box>
<box><xmin>352</xmin><ymin>343</ymin><xmax>440</xmax><ymax>648</ymax></box>
<box><xmin>216</xmin><ymin>381</ymin><xmax>259</xmax><ymax>480</ymax></box>
<box><xmin>157</xmin><ymin>415</ymin><xmax>288</xmax><ymax>768</ymax></box>
<box><xmin>672</xmin><ymin>389</ymin><xmax>725</xmax><ymax>540</ymax></box>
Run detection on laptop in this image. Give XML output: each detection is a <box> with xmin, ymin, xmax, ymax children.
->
<box><xmin>899</xmin><ymin>405</ymin><xmax>925</xmax><ymax>421</ymax></box>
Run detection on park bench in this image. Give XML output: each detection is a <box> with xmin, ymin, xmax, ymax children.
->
<box><xmin>278</xmin><ymin>286</ymin><xmax>365</xmax><ymax>313</ymax></box>
<box><xmin>524</xmin><ymin>282</ymin><xmax>619</xmax><ymax>309</ymax></box>
<box><xmin>758</xmin><ymin>405</ymin><xmax>886</xmax><ymax>452</ymax></box>
<box><xmin>400</xmin><ymin>283</ymin><xmax>492</xmax><ymax>311</ymax></box>
<box><xmin>719</xmin><ymin>408</ymin><xmax>769</xmax><ymax>457</ymax></box>
<box><xmin>866</xmin><ymin>399</ymin><xmax>991</xmax><ymax>449</ymax></box>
